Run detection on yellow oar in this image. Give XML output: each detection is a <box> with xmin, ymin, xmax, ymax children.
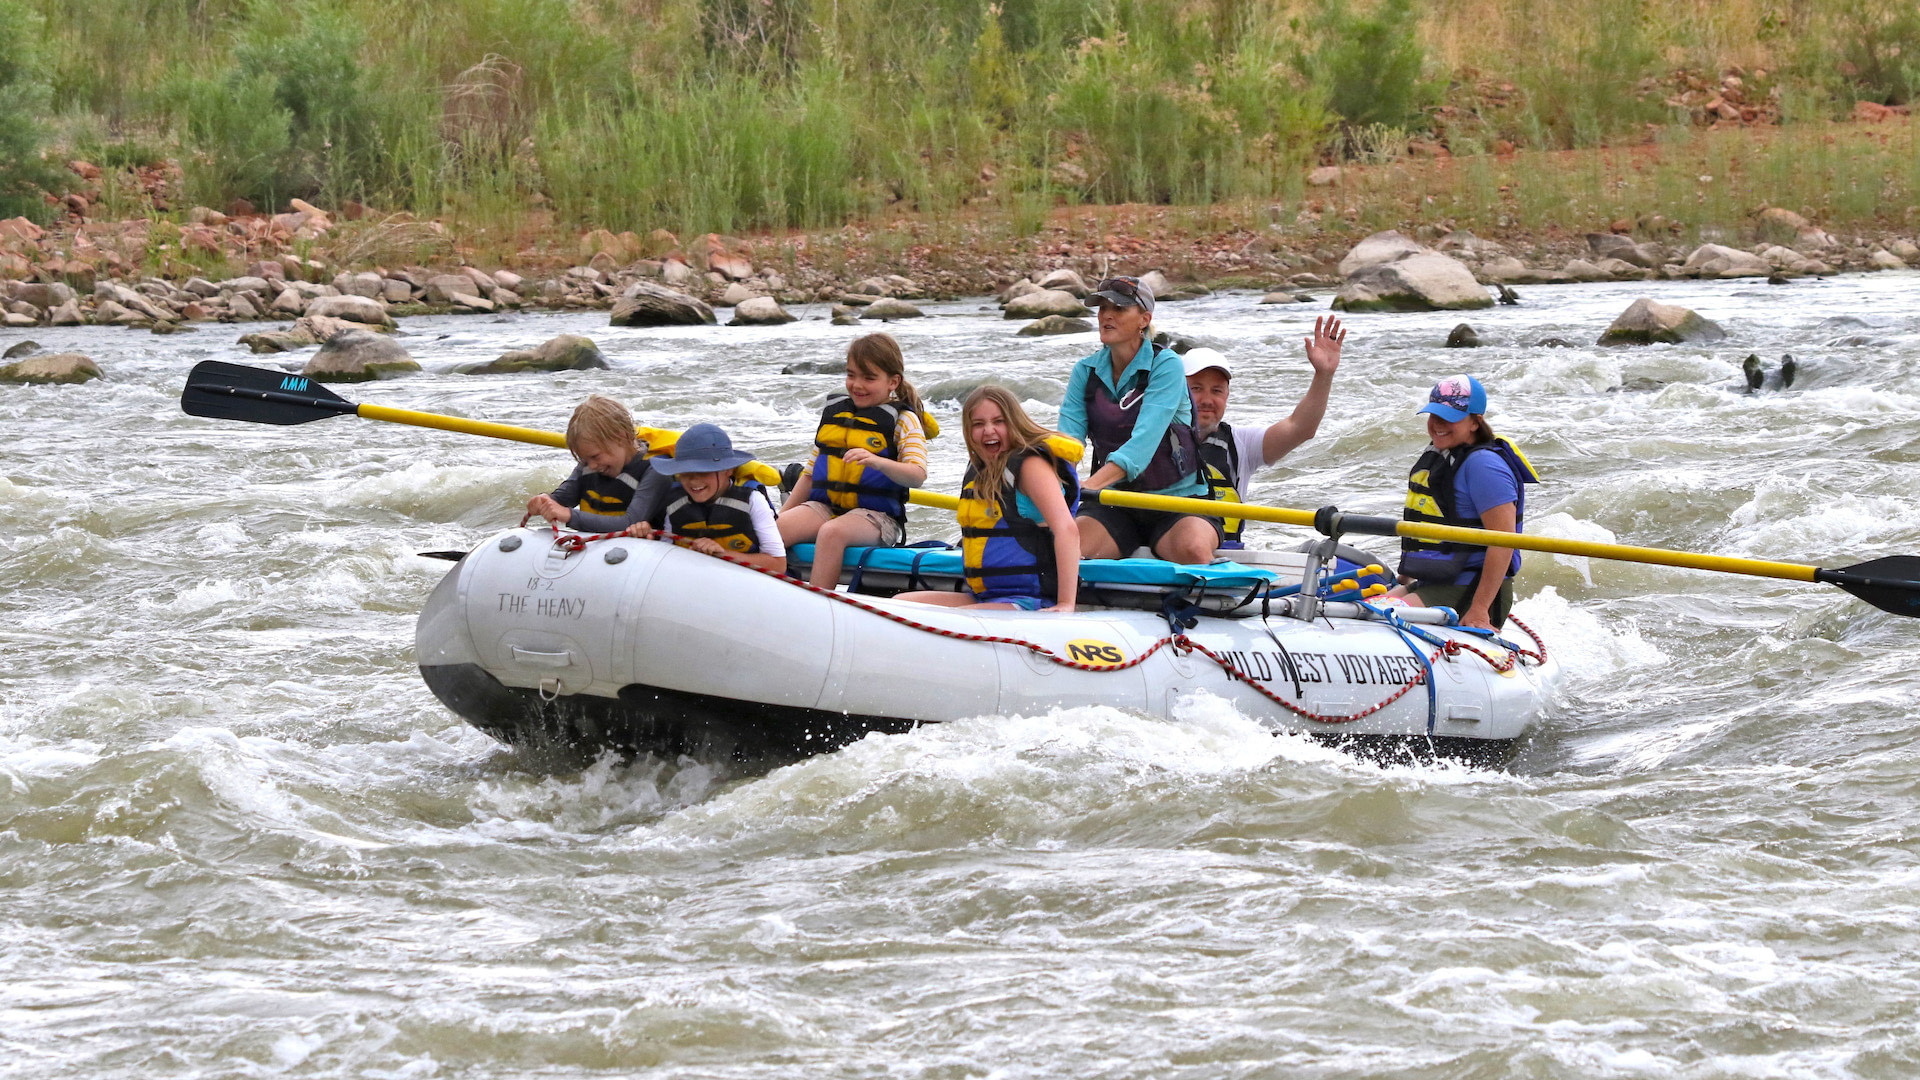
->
<box><xmin>179</xmin><ymin>361</ymin><xmax>1920</xmax><ymax>617</ymax></box>
<box><xmin>907</xmin><ymin>488</ymin><xmax>1920</xmax><ymax>617</ymax></box>
<box><xmin>180</xmin><ymin>360</ymin><xmax>782</xmax><ymax>487</ymax></box>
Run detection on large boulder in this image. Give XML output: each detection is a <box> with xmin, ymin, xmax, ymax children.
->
<box><xmin>999</xmin><ymin>279</ymin><xmax>1042</xmax><ymax>305</ymax></box>
<box><xmin>425</xmin><ymin>274</ymin><xmax>481</xmax><ymax>303</ymax></box>
<box><xmin>1757</xmin><ymin>207</ymin><xmax>1810</xmax><ymax>243</ymax></box>
<box><xmin>460</xmin><ymin>333</ymin><xmax>609</xmax><ymax>374</ymax></box>
<box><xmin>1003</xmin><ymin>289</ymin><xmax>1086</xmax><ymax>320</ymax></box>
<box><xmin>12</xmin><ymin>282</ymin><xmax>72</xmax><ymax>309</ymax></box>
<box><xmin>240</xmin><ymin>315</ymin><xmax>365</xmax><ymax>353</ymax></box>
<box><xmin>1338</xmin><ymin>231</ymin><xmax>1426</xmax><ymax>277</ymax></box>
<box><xmin>862</xmin><ymin>298</ymin><xmax>923</xmax><ymax>320</ymax></box>
<box><xmin>1036</xmin><ymin>268</ymin><xmax>1089</xmax><ymax>296</ymax></box>
<box><xmin>609</xmin><ymin>280</ymin><xmax>716</xmax><ymax>326</ymax></box>
<box><xmin>1597</xmin><ymin>298</ymin><xmax>1727</xmax><ymax>346</ymax></box>
<box><xmin>729</xmin><ymin>296</ymin><xmax>797</xmax><ymax>325</ymax></box>
<box><xmin>1586</xmin><ymin>233</ymin><xmax>1665</xmax><ymax>269</ymax></box>
<box><xmin>0</xmin><ymin>352</ymin><xmax>101</xmax><ymax>385</ymax></box>
<box><xmin>301</xmin><ymin>329</ymin><xmax>420</xmax><ymax>381</ymax></box>
<box><xmin>1681</xmin><ymin>244</ymin><xmax>1772</xmax><ymax>279</ymax></box>
<box><xmin>303</xmin><ymin>294</ymin><xmax>393</xmax><ymax>326</ymax></box>
<box><xmin>1016</xmin><ymin>315</ymin><xmax>1093</xmax><ymax>336</ymax></box>
<box><xmin>1332</xmin><ymin>252</ymin><xmax>1493</xmax><ymax>312</ymax></box>
<box><xmin>1137</xmin><ymin>270</ymin><xmax>1175</xmax><ymax>299</ymax></box>
<box><xmin>1475</xmin><ymin>256</ymin><xmax>1533</xmax><ymax>284</ymax></box>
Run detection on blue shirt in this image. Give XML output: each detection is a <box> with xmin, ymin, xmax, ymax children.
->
<box><xmin>1057</xmin><ymin>339</ymin><xmax>1205</xmax><ymax>498</ymax></box>
<box><xmin>1452</xmin><ymin>449</ymin><xmax>1522</xmax><ymax>582</ymax></box>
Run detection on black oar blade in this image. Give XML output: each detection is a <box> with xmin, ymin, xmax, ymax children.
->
<box><xmin>181</xmin><ymin>360</ymin><xmax>357</xmax><ymax>426</ymax></box>
<box><xmin>1817</xmin><ymin>557</ymin><xmax>1920</xmax><ymax>617</ymax></box>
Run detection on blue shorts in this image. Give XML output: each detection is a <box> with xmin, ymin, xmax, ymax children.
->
<box><xmin>981</xmin><ymin>594</ymin><xmax>1050</xmax><ymax>611</ymax></box>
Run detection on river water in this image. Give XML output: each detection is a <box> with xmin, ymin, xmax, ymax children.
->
<box><xmin>3</xmin><ymin>273</ymin><xmax>1918</xmax><ymax>1077</ymax></box>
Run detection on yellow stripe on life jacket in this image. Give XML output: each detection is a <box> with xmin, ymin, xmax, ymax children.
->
<box><xmin>1203</xmin><ymin>461</ymin><xmax>1243</xmax><ymax>542</ymax></box>
<box><xmin>635</xmin><ymin>425</ymin><xmax>783</xmax><ymax>489</ymax></box>
<box><xmin>1404</xmin><ymin>491</ymin><xmax>1442</xmax><ymax>517</ymax></box>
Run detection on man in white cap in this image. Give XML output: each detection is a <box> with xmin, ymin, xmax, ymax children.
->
<box><xmin>1183</xmin><ymin>315</ymin><xmax>1345</xmax><ymax>548</ymax></box>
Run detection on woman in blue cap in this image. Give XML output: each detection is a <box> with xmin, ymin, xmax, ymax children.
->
<box><xmin>1057</xmin><ymin>275</ymin><xmax>1220</xmax><ymax>564</ymax></box>
<box><xmin>627</xmin><ymin>423</ymin><xmax>787</xmax><ymax>574</ymax></box>
<box><xmin>1389</xmin><ymin>375</ymin><xmax>1540</xmax><ymax>630</ymax></box>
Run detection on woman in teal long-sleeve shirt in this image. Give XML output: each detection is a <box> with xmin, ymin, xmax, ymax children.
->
<box><xmin>1058</xmin><ymin>276</ymin><xmax>1221</xmax><ymax>564</ymax></box>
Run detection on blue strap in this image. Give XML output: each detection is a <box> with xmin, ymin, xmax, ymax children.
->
<box><xmin>1159</xmin><ymin>585</ymin><xmax>1205</xmax><ymax>634</ymax></box>
<box><xmin>846</xmin><ymin>546</ymin><xmax>879</xmax><ymax>593</ymax></box>
<box><xmin>1453</xmin><ymin>623</ymin><xmax>1524</xmax><ymax>653</ymax></box>
<box><xmin>1361</xmin><ymin>601</ymin><xmax>1440</xmax><ymax>734</ymax></box>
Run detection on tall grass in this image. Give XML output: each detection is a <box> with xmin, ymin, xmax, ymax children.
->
<box><xmin>10</xmin><ymin>0</ymin><xmax>1918</xmax><ymax>237</ymax></box>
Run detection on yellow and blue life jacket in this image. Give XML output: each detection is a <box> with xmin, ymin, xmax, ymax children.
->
<box><xmin>959</xmin><ymin>436</ymin><xmax>1084</xmax><ymax>602</ymax></box>
<box><xmin>808</xmin><ymin>395</ymin><xmax>912</xmax><ymax>526</ymax></box>
<box><xmin>1399</xmin><ymin>436</ymin><xmax>1540</xmax><ymax>582</ymax></box>
<box><xmin>665</xmin><ymin>478</ymin><xmax>769</xmax><ymax>554</ymax></box>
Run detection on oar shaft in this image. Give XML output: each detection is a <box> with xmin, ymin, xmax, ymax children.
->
<box><xmin>1320</xmin><ymin>509</ymin><xmax>1822</xmax><ymax>584</ymax></box>
<box><xmin>355</xmin><ymin>404</ymin><xmax>568</xmax><ymax>449</ymax></box>
<box><xmin>907</xmin><ymin>488</ymin><xmax>1822</xmax><ymax>584</ymax></box>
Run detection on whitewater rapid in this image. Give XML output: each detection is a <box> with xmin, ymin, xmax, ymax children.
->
<box><xmin>3</xmin><ymin>272</ymin><xmax>1918</xmax><ymax>1077</ymax></box>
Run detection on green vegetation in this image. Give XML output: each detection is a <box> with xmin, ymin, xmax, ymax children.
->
<box><xmin>6</xmin><ymin>0</ymin><xmax>1919</xmax><ymax>235</ymax></box>
<box><xmin>0</xmin><ymin>0</ymin><xmax>63</xmax><ymax>218</ymax></box>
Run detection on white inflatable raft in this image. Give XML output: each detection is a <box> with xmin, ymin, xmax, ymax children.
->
<box><xmin>417</xmin><ymin>528</ymin><xmax>1559</xmax><ymax>765</ymax></box>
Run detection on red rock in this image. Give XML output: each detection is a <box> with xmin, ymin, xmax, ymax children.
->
<box><xmin>0</xmin><ymin>216</ymin><xmax>43</xmax><ymax>241</ymax></box>
<box><xmin>1853</xmin><ymin>101</ymin><xmax>1909</xmax><ymax>123</ymax></box>
<box><xmin>182</xmin><ymin>227</ymin><xmax>223</xmax><ymax>254</ymax></box>
<box><xmin>68</xmin><ymin>160</ymin><xmax>102</xmax><ymax>181</ymax></box>
<box><xmin>696</xmin><ymin>233</ymin><xmax>753</xmax><ymax>280</ymax></box>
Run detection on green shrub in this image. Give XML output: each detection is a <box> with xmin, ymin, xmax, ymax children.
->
<box><xmin>0</xmin><ymin>0</ymin><xmax>63</xmax><ymax>220</ymax></box>
<box><xmin>231</xmin><ymin>8</ymin><xmax>383</xmax><ymax>199</ymax></box>
<box><xmin>169</xmin><ymin>68</ymin><xmax>293</xmax><ymax>209</ymax></box>
<box><xmin>1047</xmin><ymin>35</ymin><xmax>1241</xmax><ymax>204</ymax></box>
<box><xmin>1512</xmin><ymin>1</ymin><xmax>1667</xmax><ymax>149</ymax></box>
<box><xmin>1291</xmin><ymin>0</ymin><xmax>1434</xmax><ymax>139</ymax></box>
<box><xmin>1831</xmin><ymin>0</ymin><xmax>1920</xmax><ymax>104</ymax></box>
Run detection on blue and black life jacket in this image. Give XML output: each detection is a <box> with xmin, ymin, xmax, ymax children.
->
<box><xmin>666</xmin><ymin>478</ymin><xmax>770</xmax><ymax>554</ymax></box>
<box><xmin>959</xmin><ymin>437</ymin><xmax>1084</xmax><ymax>602</ymax></box>
<box><xmin>569</xmin><ymin>456</ymin><xmax>651</xmax><ymax>517</ymax></box>
<box><xmin>1398</xmin><ymin>437</ymin><xmax>1540</xmax><ymax>583</ymax></box>
<box><xmin>1198</xmin><ymin>423</ymin><xmax>1246</xmax><ymax>548</ymax></box>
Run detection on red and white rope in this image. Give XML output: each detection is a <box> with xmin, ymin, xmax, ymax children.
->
<box><xmin>524</xmin><ymin>522</ymin><xmax>1545</xmax><ymax>726</ymax></box>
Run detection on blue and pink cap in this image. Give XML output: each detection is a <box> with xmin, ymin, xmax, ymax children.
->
<box><xmin>1417</xmin><ymin>374</ymin><xmax>1487</xmax><ymax>422</ymax></box>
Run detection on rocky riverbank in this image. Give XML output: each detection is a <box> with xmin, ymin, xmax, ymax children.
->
<box><xmin>4</xmin><ymin>193</ymin><xmax>1919</xmax><ymax>384</ymax></box>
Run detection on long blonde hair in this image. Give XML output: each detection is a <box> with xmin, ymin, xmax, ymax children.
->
<box><xmin>963</xmin><ymin>385</ymin><xmax>1063</xmax><ymax>512</ymax></box>
<box><xmin>847</xmin><ymin>332</ymin><xmax>925</xmax><ymax>418</ymax></box>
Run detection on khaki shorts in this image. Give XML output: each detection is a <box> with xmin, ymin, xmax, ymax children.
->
<box><xmin>786</xmin><ymin>501</ymin><xmax>903</xmax><ymax>547</ymax></box>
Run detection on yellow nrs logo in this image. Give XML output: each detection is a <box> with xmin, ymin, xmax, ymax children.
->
<box><xmin>1065</xmin><ymin>639</ymin><xmax>1126</xmax><ymax>668</ymax></box>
